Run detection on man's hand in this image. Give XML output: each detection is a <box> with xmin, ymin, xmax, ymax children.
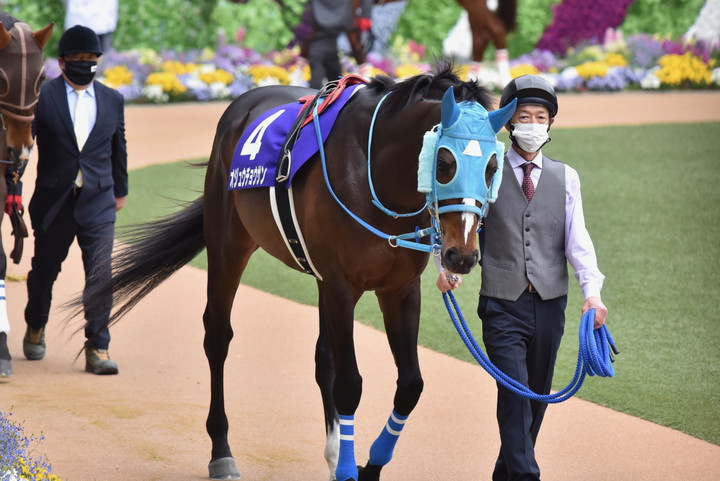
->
<box><xmin>436</xmin><ymin>271</ymin><xmax>462</xmax><ymax>293</ymax></box>
<box><xmin>115</xmin><ymin>196</ymin><xmax>127</xmax><ymax>211</ymax></box>
<box><xmin>5</xmin><ymin>195</ymin><xmax>22</xmax><ymax>216</ymax></box>
<box><xmin>582</xmin><ymin>296</ymin><xmax>608</xmax><ymax>329</ymax></box>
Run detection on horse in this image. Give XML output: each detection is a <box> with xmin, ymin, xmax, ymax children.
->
<box><xmin>448</xmin><ymin>0</ymin><xmax>517</xmax><ymax>86</ymax></box>
<box><xmin>0</xmin><ymin>13</ymin><xmax>54</xmax><ymax>377</ymax></box>
<box><xmin>76</xmin><ymin>64</ymin><xmax>517</xmax><ymax>480</ymax></box>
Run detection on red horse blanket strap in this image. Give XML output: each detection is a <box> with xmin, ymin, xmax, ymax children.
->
<box><xmin>228</xmin><ymin>82</ymin><xmax>365</xmax><ymax>191</ymax></box>
<box><xmin>297</xmin><ymin>74</ymin><xmax>368</xmax><ymax>129</ymax></box>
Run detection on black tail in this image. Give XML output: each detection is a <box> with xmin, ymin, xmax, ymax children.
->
<box><xmin>69</xmin><ymin>197</ymin><xmax>206</xmax><ymax>328</ymax></box>
<box><xmin>497</xmin><ymin>0</ymin><xmax>517</xmax><ymax>32</ymax></box>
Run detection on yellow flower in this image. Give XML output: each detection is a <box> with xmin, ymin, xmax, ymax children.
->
<box><xmin>575</xmin><ymin>60</ymin><xmax>610</xmax><ymax>80</ymax></box>
<box><xmin>145</xmin><ymin>72</ymin><xmax>187</xmax><ymax>95</ymax></box>
<box><xmin>656</xmin><ymin>52</ymin><xmax>713</xmax><ymax>87</ymax></box>
<box><xmin>248</xmin><ymin>65</ymin><xmax>290</xmax><ymax>85</ymax></box>
<box><xmin>199</xmin><ymin>68</ymin><xmax>234</xmax><ymax>86</ymax></box>
<box><xmin>604</xmin><ymin>52</ymin><xmax>627</xmax><ymax>67</ymax></box>
<box><xmin>510</xmin><ymin>63</ymin><xmax>539</xmax><ymax>79</ymax></box>
<box><xmin>395</xmin><ymin>63</ymin><xmax>423</xmax><ymax>80</ymax></box>
<box><xmin>160</xmin><ymin>60</ymin><xmax>198</xmax><ymax>75</ymax></box>
<box><xmin>103</xmin><ymin>65</ymin><xmax>133</xmax><ymax>88</ymax></box>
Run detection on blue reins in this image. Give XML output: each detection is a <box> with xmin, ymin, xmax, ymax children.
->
<box><xmin>312</xmin><ymin>96</ymin><xmax>440</xmax><ymax>254</ymax></box>
<box><xmin>443</xmin><ymin>291</ymin><xmax>618</xmax><ymax>403</ymax></box>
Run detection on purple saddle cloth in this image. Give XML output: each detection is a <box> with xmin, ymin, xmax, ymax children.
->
<box><xmin>228</xmin><ymin>84</ymin><xmax>363</xmax><ymax>190</ymax></box>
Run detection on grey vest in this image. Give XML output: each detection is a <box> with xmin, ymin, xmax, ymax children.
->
<box><xmin>480</xmin><ymin>155</ymin><xmax>568</xmax><ymax>301</ymax></box>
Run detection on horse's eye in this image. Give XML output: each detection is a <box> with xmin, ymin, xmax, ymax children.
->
<box><xmin>436</xmin><ymin>148</ymin><xmax>456</xmax><ymax>185</ymax></box>
<box><xmin>485</xmin><ymin>154</ymin><xmax>498</xmax><ymax>187</ymax></box>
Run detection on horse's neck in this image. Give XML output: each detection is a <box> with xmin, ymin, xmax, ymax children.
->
<box><xmin>370</xmin><ymin>101</ymin><xmax>440</xmax><ymax>212</ymax></box>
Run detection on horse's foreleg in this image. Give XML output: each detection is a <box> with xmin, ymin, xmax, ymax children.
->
<box><xmin>318</xmin><ymin>281</ymin><xmax>362</xmax><ymax>481</ymax></box>
<box><xmin>203</xmin><ymin>234</ymin><xmax>255</xmax><ymax>480</ymax></box>
<box><xmin>315</xmin><ymin>287</ymin><xmax>341</xmax><ymax>478</ymax></box>
<box><xmin>358</xmin><ymin>280</ymin><xmax>424</xmax><ymax>481</ymax></box>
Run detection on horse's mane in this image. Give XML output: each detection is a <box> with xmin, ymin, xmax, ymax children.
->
<box><xmin>366</xmin><ymin>61</ymin><xmax>495</xmax><ymax>114</ymax></box>
<box><xmin>0</xmin><ymin>12</ymin><xmax>19</xmax><ymax>31</ymax></box>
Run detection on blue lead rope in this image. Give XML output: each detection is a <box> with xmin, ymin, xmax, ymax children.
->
<box><xmin>443</xmin><ymin>291</ymin><xmax>618</xmax><ymax>403</ymax></box>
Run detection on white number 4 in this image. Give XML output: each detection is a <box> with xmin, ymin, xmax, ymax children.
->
<box><xmin>240</xmin><ymin>109</ymin><xmax>286</xmax><ymax>161</ymax></box>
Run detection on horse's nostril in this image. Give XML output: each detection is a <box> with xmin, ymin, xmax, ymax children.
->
<box><xmin>444</xmin><ymin>247</ymin><xmax>462</xmax><ymax>271</ymax></box>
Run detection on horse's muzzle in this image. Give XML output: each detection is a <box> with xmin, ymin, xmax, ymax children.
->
<box><xmin>442</xmin><ymin>247</ymin><xmax>479</xmax><ymax>275</ymax></box>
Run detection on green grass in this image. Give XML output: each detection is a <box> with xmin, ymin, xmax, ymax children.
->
<box><xmin>118</xmin><ymin>122</ymin><xmax>720</xmax><ymax>445</ymax></box>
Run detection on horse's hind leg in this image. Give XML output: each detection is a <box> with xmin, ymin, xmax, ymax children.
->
<box><xmin>358</xmin><ymin>280</ymin><xmax>424</xmax><ymax>481</ymax></box>
<box><xmin>204</xmin><ymin>219</ymin><xmax>257</xmax><ymax>480</ymax></box>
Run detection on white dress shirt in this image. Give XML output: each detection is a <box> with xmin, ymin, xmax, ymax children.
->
<box><xmin>507</xmin><ymin>147</ymin><xmax>604</xmax><ymax>299</ymax></box>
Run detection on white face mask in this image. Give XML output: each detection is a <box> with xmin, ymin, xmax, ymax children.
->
<box><xmin>511</xmin><ymin>123</ymin><xmax>550</xmax><ymax>153</ymax></box>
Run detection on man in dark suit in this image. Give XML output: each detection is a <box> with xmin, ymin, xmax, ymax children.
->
<box><xmin>21</xmin><ymin>25</ymin><xmax>128</xmax><ymax>374</ymax></box>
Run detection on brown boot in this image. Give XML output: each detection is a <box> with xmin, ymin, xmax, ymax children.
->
<box><xmin>85</xmin><ymin>347</ymin><xmax>119</xmax><ymax>375</ymax></box>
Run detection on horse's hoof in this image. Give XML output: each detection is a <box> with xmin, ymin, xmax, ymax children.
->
<box><xmin>208</xmin><ymin>457</ymin><xmax>241</xmax><ymax>480</ymax></box>
<box><xmin>358</xmin><ymin>463</ymin><xmax>382</xmax><ymax>481</ymax></box>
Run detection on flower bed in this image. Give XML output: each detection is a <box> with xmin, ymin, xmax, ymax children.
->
<box><xmin>44</xmin><ymin>30</ymin><xmax>719</xmax><ymax>105</ymax></box>
<box><xmin>0</xmin><ymin>410</ymin><xmax>60</xmax><ymax>481</ymax></box>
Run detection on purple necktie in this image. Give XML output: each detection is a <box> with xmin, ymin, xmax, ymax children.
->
<box><xmin>522</xmin><ymin>162</ymin><xmax>535</xmax><ymax>201</ymax></box>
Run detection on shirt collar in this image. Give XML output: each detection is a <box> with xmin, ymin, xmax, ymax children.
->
<box><xmin>65</xmin><ymin>81</ymin><xmax>96</xmax><ymax>98</ymax></box>
<box><xmin>508</xmin><ymin>146</ymin><xmax>543</xmax><ymax>170</ymax></box>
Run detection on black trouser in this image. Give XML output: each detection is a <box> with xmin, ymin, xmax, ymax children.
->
<box><xmin>478</xmin><ymin>290</ymin><xmax>567</xmax><ymax>481</ymax></box>
<box><xmin>308</xmin><ymin>28</ymin><xmax>342</xmax><ymax>89</ymax></box>
<box><xmin>25</xmin><ymin>191</ymin><xmax>114</xmax><ymax>349</ymax></box>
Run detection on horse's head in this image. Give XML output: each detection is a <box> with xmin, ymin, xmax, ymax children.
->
<box><xmin>418</xmin><ymin>86</ymin><xmax>516</xmax><ymax>274</ymax></box>
<box><xmin>0</xmin><ymin>18</ymin><xmax>54</xmax><ymax>165</ymax></box>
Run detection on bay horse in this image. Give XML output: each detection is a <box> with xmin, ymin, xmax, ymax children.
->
<box><xmin>0</xmin><ymin>13</ymin><xmax>53</xmax><ymax>377</ymax></box>
<box><xmin>451</xmin><ymin>0</ymin><xmax>516</xmax><ymax>86</ymax></box>
<box><xmin>77</xmin><ymin>64</ymin><xmax>516</xmax><ymax>480</ymax></box>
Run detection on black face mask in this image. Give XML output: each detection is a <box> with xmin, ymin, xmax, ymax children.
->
<box><xmin>63</xmin><ymin>60</ymin><xmax>97</xmax><ymax>86</ymax></box>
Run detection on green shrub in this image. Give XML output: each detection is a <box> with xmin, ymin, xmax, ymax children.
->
<box><xmin>622</xmin><ymin>0</ymin><xmax>706</xmax><ymax>39</ymax></box>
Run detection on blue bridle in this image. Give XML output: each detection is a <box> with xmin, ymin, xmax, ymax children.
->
<box><xmin>313</xmin><ymin>86</ymin><xmax>516</xmax><ymax>253</ymax></box>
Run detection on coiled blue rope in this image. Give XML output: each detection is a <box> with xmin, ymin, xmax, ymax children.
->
<box><xmin>443</xmin><ymin>291</ymin><xmax>618</xmax><ymax>403</ymax></box>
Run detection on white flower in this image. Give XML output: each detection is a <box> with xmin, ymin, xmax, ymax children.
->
<box><xmin>256</xmin><ymin>76</ymin><xmax>281</xmax><ymax>87</ymax></box>
<box><xmin>141</xmin><ymin>84</ymin><xmax>169</xmax><ymax>103</ymax></box>
<box><xmin>712</xmin><ymin>67</ymin><xmax>720</xmax><ymax>85</ymax></box>
<box><xmin>640</xmin><ymin>67</ymin><xmax>661</xmax><ymax>89</ymax></box>
<box><xmin>1</xmin><ymin>468</ymin><xmax>20</xmax><ymax>481</ymax></box>
<box><xmin>559</xmin><ymin>66</ymin><xmax>580</xmax><ymax>81</ymax></box>
<box><xmin>183</xmin><ymin>75</ymin><xmax>206</xmax><ymax>90</ymax></box>
<box><xmin>209</xmin><ymin>82</ymin><xmax>230</xmax><ymax>98</ymax></box>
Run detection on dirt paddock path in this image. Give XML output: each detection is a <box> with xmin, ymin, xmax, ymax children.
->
<box><xmin>2</xmin><ymin>91</ymin><xmax>719</xmax><ymax>481</ymax></box>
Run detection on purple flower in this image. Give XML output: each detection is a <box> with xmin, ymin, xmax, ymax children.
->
<box><xmin>538</xmin><ymin>0</ymin><xmax>635</xmax><ymax>55</ymax></box>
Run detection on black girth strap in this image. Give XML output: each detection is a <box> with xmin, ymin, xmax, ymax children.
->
<box><xmin>272</xmin><ymin>85</ymin><xmax>332</xmax><ymax>279</ymax></box>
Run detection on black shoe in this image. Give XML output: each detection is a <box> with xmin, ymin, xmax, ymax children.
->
<box><xmin>85</xmin><ymin>348</ymin><xmax>118</xmax><ymax>375</ymax></box>
<box><xmin>0</xmin><ymin>332</ymin><xmax>11</xmax><ymax>378</ymax></box>
<box><xmin>23</xmin><ymin>327</ymin><xmax>46</xmax><ymax>360</ymax></box>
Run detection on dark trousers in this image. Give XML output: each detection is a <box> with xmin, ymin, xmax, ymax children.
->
<box><xmin>308</xmin><ymin>29</ymin><xmax>342</xmax><ymax>89</ymax></box>
<box><xmin>25</xmin><ymin>191</ymin><xmax>114</xmax><ymax>349</ymax></box>
<box><xmin>478</xmin><ymin>291</ymin><xmax>567</xmax><ymax>481</ymax></box>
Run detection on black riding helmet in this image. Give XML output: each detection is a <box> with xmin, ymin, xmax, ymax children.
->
<box><xmin>499</xmin><ymin>74</ymin><xmax>558</xmax><ymax>118</ymax></box>
<box><xmin>58</xmin><ymin>25</ymin><xmax>103</xmax><ymax>57</ymax></box>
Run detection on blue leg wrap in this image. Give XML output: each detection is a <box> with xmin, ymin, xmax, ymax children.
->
<box><xmin>368</xmin><ymin>410</ymin><xmax>408</xmax><ymax>466</ymax></box>
<box><xmin>336</xmin><ymin>414</ymin><xmax>358</xmax><ymax>481</ymax></box>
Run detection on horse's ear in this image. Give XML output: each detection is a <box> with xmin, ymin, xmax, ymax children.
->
<box><xmin>33</xmin><ymin>22</ymin><xmax>55</xmax><ymax>49</ymax></box>
<box><xmin>0</xmin><ymin>23</ymin><xmax>10</xmax><ymax>51</ymax></box>
<box><xmin>488</xmin><ymin>97</ymin><xmax>517</xmax><ymax>134</ymax></box>
<box><xmin>441</xmin><ymin>86</ymin><xmax>461</xmax><ymax>129</ymax></box>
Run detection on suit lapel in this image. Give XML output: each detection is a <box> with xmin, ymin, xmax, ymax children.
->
<box><xmin>48</xmin><ymin>77</ymin><xmax>75</xmax><ymax>142</ymax></box>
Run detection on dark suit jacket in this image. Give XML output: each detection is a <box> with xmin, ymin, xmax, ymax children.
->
<box><xmin>29</xmin><ymin>76</ymin><xmax>128</xmax><ymax>233</ymax></box>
